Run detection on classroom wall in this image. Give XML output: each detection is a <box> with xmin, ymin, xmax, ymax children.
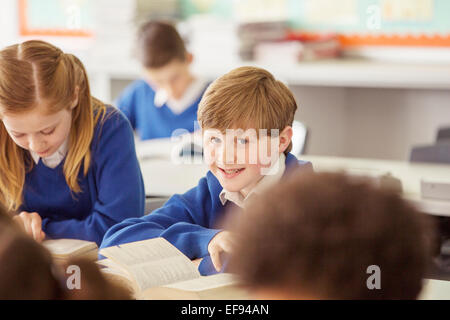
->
<box><xmin>3</xmin><ymin>0</ymin><xmax>450</xmax><ymax>162</ymax></box>
<box><xmin>180</xmin><ymin>0</ymin><xmax>450</xmax><ymax>35</ymax></box>
<box><xmin>293</xmin><ymin>86</ymin><xmax>450</xmax><ymax>160</ymax></box>
<box><xmin>0</xmin><ymin>0</ymin><xmax>96</xmax><ymax>61</ymax></box>
<box><xmin>109</xmin><ymin>79</ymin><xmax>450</xmax><ymax>161</ymax></box>
<box><xmin>0</xmin><ymin>0</ymin><xmax>19</xmax><ymax>48</ymax></box>
<box><xmin>291</xmin><ymin>86</ymin><xmax>348</xmax><ymax>157</ymax></box>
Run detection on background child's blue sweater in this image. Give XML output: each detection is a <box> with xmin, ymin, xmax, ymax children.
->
<box><xmin>117</xmin><ymin>79</ymin><xmax>206</xmax><ymax>140</ymax></box>
<box><xmin>20</xmin><ymin>106</ymin><xmax>145</xmax><ymax>245</ymax></box>
<box><xmin>101</xmin><ymin>153</ymin><xmax>312</xmax><ymax>273</ymax></box>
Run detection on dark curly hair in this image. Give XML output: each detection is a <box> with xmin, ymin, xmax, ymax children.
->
<box><xmin>229</xmin><ymin>171</ymin><xmax>436</xmax><ymax>299</ymax></box>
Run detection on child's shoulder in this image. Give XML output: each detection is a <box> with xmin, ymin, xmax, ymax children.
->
<box><xmin>205</xmin><ymin>170</ymin><xmax>222</xmax><ymax>192</ymax></box>
<box><xmin>179</xmin><ymin>171</ymin><xmax>223</xmax><ymax>204</ymax></box>
<box><xmin>91</xmin><ymin>104</ymin><xmax>134</xmax><ymax>148</ymax></box>
<box><xmin>98</xmin><ymin>104</ymin><xmax>128</xmax><ymax>126</ymax></box>
<box><xmin>122</xmin><ymin>79</ymin><xmax>155</xmax><ymax>97</ymax></box>
<box><xmin>285</xmin><ymin>153</ymin><xmax>313</xmax><ymax>172</ymax></box>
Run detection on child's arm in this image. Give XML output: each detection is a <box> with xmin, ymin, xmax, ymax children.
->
<box><xmin>42</xmin><ymin>110</ymin><xmax>145</xmax><ymax>245</ymax></box>
<box><xmin>13</xmin><ymin>211</ymin><xmax>46</xmax><ymax>242</ymax></box>
<box><xmin>101</xmin><ymin>175</ymin><xmax>223</xmax><ymax>260</ymax></box>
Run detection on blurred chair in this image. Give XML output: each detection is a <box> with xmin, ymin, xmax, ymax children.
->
<box><xmin>145</xmin><ymin>196</ymin><xmax>169</xmax><ymax>215</ymax></box>
<box><xmin>409</xmin><ymin>143</ymin><xmax>450</xmax><ymax>164</ymax></box>
<box><xmin>291</xmin><ymin>120</ymin><xmax>308</xmax><ymax>156</ymax></box>
<box><xmin>436</xmin><ymin>127</ymin><xmax>450</xmax><ymax>143</ymax></box>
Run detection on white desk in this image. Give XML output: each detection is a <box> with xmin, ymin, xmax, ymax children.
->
<box><xmin>140</xmin><ymin>158</ymin><xmax>208</xmax><ymax>197</ymax></box>
<box><xmin>136</xmin><ymin>137</ymin><xmax>208</xmax><ymax>197</ymax></box>
<box><xmin>139</xmin><ymin>152</ymin><xmax>450</xmax><ymax>217</ymax></box>
<box><xmin>301</xmin><ymin>155</ymin><xmax>450</xmax><ymax>217</ymax></box>
<box><xmin>419</xmin><ymin>279</ymin><xmax>450</xmax><ymax>300</ymax></box>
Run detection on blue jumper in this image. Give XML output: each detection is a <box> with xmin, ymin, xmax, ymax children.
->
<box><xmin>101</xmin><ymin>153</ymin><xmax>312</xmax><ymax>274</ymax></box>
<box><xmin>117</xmin><ymin>79</ymin><xmax>206</xmax><ymax>140</ymax></box>
<box><xmin>20</xmin><ymin>106</ymin><xmax>145</xmax><ymax>245</ymax></box>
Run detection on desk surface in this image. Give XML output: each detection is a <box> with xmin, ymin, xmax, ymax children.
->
<box><xmin>301</xmin><ymin>155</ymin><xmax>450</xmax><ymax>217</ymax></box>
<box><xmin>419</xmin><ymin>279</ymin><xmax>450</xmax><ymax>300</ymax></box>
<box><xmin>137</xmin><ymin>151</ymin><xmax>450</xmax><ymax>299</ymax></box>
<box><xmin>138</xmin><ymin>151</ymin><xmax>450</xmax><ymax>216</ymax></box>
<box><xmin>140</xmin><ymin>158</ymin><xmax>208</xmax><ymax>197</ymax></box>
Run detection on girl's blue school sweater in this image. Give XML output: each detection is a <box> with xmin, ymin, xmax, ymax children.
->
<box><xmin>117</xmin><ymin>79</ymin><xmax>206</xmax><ymax>140</ymax></box>
<box><xmin>20</xmin><ymin>107</ymin><xmax>146</xmax><ymax>245</ymax></box>
<box><xmin>100</xmin><ymin>153</ymin><xmax>312</xmax><ymax>274</ymax></box>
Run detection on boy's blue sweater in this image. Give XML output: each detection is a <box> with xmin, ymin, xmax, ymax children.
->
<box><xmin>117</xmin><ymin>79</ymin><xmax>206</xmax><ymax>140</ymax></box>
<box><xmin>101</xmin><ymin>153</ymin><xmax>312</xmax><ymax>274</ymax></box>
<box><xmin>20</xmin><ymin>107</ymin><xmax>145</xmax><ymax>245</ymax></box>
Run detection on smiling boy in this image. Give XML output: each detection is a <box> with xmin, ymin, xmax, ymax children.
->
<box><xmin>101</xmin><ymin>66</ymin><xmax>312</xmax><ymax>274</ymax></box>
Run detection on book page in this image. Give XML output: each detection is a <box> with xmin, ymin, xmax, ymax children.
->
<box><xmin>137</xmin><ymin>274</ymin><xmax>249</xmax><ymax>300</ymax></box>
<box><xmin>97</xmin><ymin>258</ymin><xmax>120</xmax><ymax>269</ymax></box>
<box><xmin>100</xmin><ymin>238</ymin><xmax>185</xmax><ymax>267</ymax></box>
<box><xmin>100</xmin><ymin>238</ymin><xmax>201</xmax><ymax>291</ymax></box>
<box><xmin>101</xmin><ymin>265</ymin><xmax>132</xmax><ymax>279</ymax></box>
<box><xmin>97</xmin><ymin>259</ymin><xmax>130</xmax><ymax>277</ymax></box>
<box><xmin>43</xmin><ymin>239</ymin><xmax>97</xmax><ymax>257</ymax></box>
<box><xmin>129</xmin><ymin>256</ymin><xmax>201</xmax><ymax>291</ymax></box>
<box><xmin>164</xmin><ymin>273</ymin><xmax>237</xmax><ymax>292</ymax></box>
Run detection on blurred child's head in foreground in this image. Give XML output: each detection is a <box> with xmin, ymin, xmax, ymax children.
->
<box><xmin>0</xmin><ymin>204</ymin><xmax>130</xmax><ymax>300</ymax></box>
<box><xmin>229</xmin><ymin>171</ymin><xmax>436</xmax><ymax>300</ymax></box>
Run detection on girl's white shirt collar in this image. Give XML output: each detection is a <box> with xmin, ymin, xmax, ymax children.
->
<box><xmin>153</xmin><ymin>77</ymin><xmax>209</xmax><ymax>115</ymax></box>
<box><xmin>30</xmin><ymin>138</ymin><xmax>69</xmax><ymax>169</ymax></box>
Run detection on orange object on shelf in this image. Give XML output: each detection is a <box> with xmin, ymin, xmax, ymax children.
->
<box><xmin>18</xmin><ymin>0</ymin><xmax>93</xmax><ymax>37</ymax></box>
<box><xmin>339</xmin><ymin>34</ymin><xmax>450</xmax><ymax>47</ymax></box>
<box><xmin>287</xmin><ymin>30</ymin><xmax>450</xmax><ymax>48</ymax></box>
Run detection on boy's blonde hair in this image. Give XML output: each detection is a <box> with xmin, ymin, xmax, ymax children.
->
<box><xmin>0</xmin><ymin>40</ymin><xmax>106</xmax><ymax>211</ymax></box>
<box><xmin>197</xmin><ymin>66</ymin><xmax>298</xmax><ymax>154</ymax></box>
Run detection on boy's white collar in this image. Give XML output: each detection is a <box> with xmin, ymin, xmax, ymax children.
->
<box><xmin>30</xmin><ymin>138</ymin><xmax>69</xmax><ymax>169</ymax></box>
<box><xmin>219</xmin><ymin>153</ymin><xmax>286</xmax><ymax>208</ymax></box>
<box><xmin>154</xmin><ymin>77</ymin><xmax>208</xmax><ymax>115</ymax></box>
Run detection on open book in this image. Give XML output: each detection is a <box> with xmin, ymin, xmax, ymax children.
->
<box><xmin>43</xmin><ymin>239</ymin><xmax>98</xmax><ymax>262</ymax></box>
<box><xmin>98</xmin><ymin>238</ymin><xmax>248</xmax><ymax>300</ymax></box>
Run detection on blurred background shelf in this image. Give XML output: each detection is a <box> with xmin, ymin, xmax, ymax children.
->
<box><xmin>86</xmin><ymin>57</ymin><xmax>450</xmax><ymax>104</ymax></box>
<box><xmin>3</xmin><ymin>0</ymin><xmax>450</xmax><ymax>162</ymax></box>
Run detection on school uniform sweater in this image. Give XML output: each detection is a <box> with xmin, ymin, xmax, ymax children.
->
<box><xmin>20</xmin><ymin>106</ymin><xmax>146</xmax><ymax>245</ymax></box>
<box><xmin>100</xmin><ymin>153</ymin><xmax>312</xmax><ymax>274</ymax></box>
<box><xmin>117</xmin><ymin>79</ymin><xmax>207</xmax><ymax>140</ymax></box>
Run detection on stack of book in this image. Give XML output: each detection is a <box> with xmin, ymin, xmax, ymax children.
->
<box><xmin>134</xmin><ymin>0</ymin><xmax>180</xmax><ymax>26</ymax></box>
<box><xmin>237</xmin><ymin>20</ymin><xmax>288</xmax><ymax>60</ymax></box>
<box><xmin>43</xmin><ymin>239</ymin><xmax>98</xmax><ymax>263</ymax></box>
<box><xmin>254</xmin><ymin>32</ymin><xmax>341</xmax><ymax>64</ymax></box>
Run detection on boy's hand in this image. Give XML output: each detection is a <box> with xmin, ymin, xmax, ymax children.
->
<box><xmin>13</xmin><ymin>211</ymin><xmax>46</xmax><ymax>243</ymax></box>
<box><xmin>208</xmin><ymin>231</ymin><xmax>235</xmax><ymax>272</ymax></box>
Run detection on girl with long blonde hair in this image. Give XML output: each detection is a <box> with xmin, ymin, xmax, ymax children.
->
<box><xmin>0</xmin><ymin>40</ymin><xmax>145</xmax><ymax>245</ymax></box>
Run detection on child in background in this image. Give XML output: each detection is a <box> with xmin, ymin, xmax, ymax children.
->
<box><xmin>229</xmin><ymin>171</ymin><xmax>435</xmax><ymax>300</ymax></box>
<box><xmin>0</xmin><ymin>40</ymin><xmax>145</xmax><ymax>245</ymax></box>
<box><xmin>0</xmin><ymin>204</ymin><xmax>131</xmax><ymax>299</ymax></box>
<box><xmin>101</xmin><ymin>66</ymin><xmax>313</xmax><ymax>275</ymax></box>
<box><xmin>117</xmin><ymin>20</ymin><xmax>209</xmax><ymax>140</ymax></box>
